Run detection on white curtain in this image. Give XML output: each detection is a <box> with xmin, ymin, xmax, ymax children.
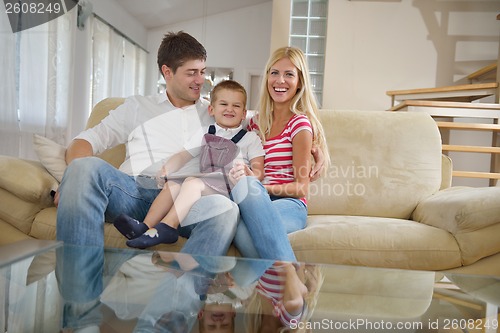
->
<box><xmin>0</xmin><ymin>13</ymin><xmax>19</xmax><ymax>157</ymax></box>
<box><xmin>0</xmin><ymin>9</ymin><xmax>76</xmax><ymax>159</ymax></box>
<box><xmin>91</xmin><ymin>17</ymin><xmax>147</xmax><ymax>108</ymax></box>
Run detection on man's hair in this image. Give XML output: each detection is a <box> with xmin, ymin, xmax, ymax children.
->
<box><xmin>210</xmin><ymin>80</ymin><xmax>247</xmax><ymax>107</ymax></box>
<box><xmin>157</xmin><ymin>31</ymin><xmax>207</xmax><ymax>74</ymax></box>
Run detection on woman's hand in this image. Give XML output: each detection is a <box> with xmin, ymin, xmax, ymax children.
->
<box><xmin>229</xmin><ymin>161</ymin><xmax>253</xmax><ymax>185</ymax></box>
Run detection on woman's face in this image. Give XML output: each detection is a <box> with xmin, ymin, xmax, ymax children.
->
<box><xmin>267</xmin><ymin>57</ymin><xmax>301</xmax><ymax>106</ymax></box>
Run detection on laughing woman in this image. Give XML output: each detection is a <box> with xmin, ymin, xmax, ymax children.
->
<box><xmin>231</xmin><ymin>46</ymin><xmax>330</xmax><ymax>262</ymax></box>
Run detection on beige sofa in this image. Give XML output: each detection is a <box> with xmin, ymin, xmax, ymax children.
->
<box><xmin>1</xmin><ymin>97</ymin><xmax>499</xmax><ymax>275</ymax></box>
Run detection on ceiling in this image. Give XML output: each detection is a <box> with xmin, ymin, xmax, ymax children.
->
<box><xmin>115</xmin><ymin>0</ymin><xmax>271</xmax><ymax>29</ymax></box>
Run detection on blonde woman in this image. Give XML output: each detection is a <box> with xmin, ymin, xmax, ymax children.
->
<box><xmin>231</xmin><ymin>46</ymin><xmax>330</xmax><ymax>261</ymax></box>
<box><xmin>244</xmin><ymin>263</ymin><xmax>324</xmax><ymax>333</ymax></box>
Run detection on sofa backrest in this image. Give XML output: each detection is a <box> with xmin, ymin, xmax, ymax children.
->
<box><xmin>89</xmin><ymin>99</ymin><xmax>444</xmax><ymax>220</ymax></box>
<box><xmin>307</xmin><ymin>110</ymin><xmax>443</xmax><ymax>219</ymax></box>
<box><xmin>86</xmin><ymin>98</ymin><xmax>126</xmax><ymax>169</ymax></box>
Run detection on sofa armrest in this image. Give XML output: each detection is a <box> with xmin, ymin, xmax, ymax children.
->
<box><xmin>412</xmin><ymin>186</ymin><xmax>500</xmax><ymax>234</ymax></box>
<box><xmin>0</xmin><ymin>155</ymin><xmax>58</xmax><ymax>204</ymax></box>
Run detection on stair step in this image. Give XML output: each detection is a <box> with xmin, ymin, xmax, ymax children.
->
<box><xmin>390</xmin><ymin>100</ymin><xmax>500</xmax><ymax>119</ymax></box>
<box><xmin>387</xmin><ymin>83</ymin><xmax>498</xmax><ymax>105</ymax></box>
<box><xmin>467</xmin><ymin>63</ymin><xmax>497</xmax><ymax>82</ymax></box>
<box><xmin>453</xmin><ymin>170</ymin><xmax>500</xmax><ymax>180</ymax></box>
<box><xmin>436</xmin><ymin>121</ymin><xmax>500</xmax><ymax>132</ymax></box>
<box><xmin>442</xmin><ymin>144</ymin><xmax>500</xmax><ymax>154</ymax></box>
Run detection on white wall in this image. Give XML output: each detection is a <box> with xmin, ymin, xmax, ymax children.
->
<box><xmin>145</xmin><ymin>2</ymin><xmax>273</xmax><ymax>102</ymax></box>
<box><xmin>321</xmin><ymin>0</ymin><xmax>500</xmax><ymax>187</ymax></box>
<box><xmin>323</xmin><ymin>0</ymin><xmax>499</xmax><ymax>111</ymax></box>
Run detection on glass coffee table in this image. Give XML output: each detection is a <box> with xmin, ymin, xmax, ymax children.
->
<box><xmin>1</xmin><ymin>239</ymin><xmax>499</xmax><ymax>333</ymax></box>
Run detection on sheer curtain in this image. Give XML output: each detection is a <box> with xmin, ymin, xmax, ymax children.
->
<box><xmin>0</xmin><ymin>9</ymin><xmax>76</xmax><ymax>159</ymax></box>
<box><xmin>91</xmin><ymin>17</ymin><xmax>147</xmax><ymax>108</ymax></box>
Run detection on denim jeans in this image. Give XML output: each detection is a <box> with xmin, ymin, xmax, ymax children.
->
<box><xmin>231</xmin><ymin>176</ymin><xmax>307</xmax><ymax>262</ymax></box>
<box><xmin>57</xmin><ymin>157</ymin><xmax>238</xmax><ymax>249</ymax></box>
<box><xmin>55</xmin><ymin>157</ymin><xmax>239</xmax><ymax>330</ymax></box>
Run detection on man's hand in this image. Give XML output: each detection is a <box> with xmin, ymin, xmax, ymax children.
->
<box><xmin>53</xmin><ymin>188</ymin><xmax>60</xmax><ymax>207</ymax></box>
<box><xmin>155</xmin><ymin>164</ymin><xmax>169</xmax><ymax>189</ymax></box>
<box><xmin>310</xmin><ymin>146</ymin><xmax>325</xmax><ymax>182</ymax></box>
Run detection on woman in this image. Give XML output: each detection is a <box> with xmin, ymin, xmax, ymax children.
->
<box><xmin>231</xmin><ymin>46</ymin><xmax>330</xmax><ymax>262</ymax></box>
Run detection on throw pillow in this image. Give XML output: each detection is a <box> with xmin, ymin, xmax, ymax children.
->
<box><xmin>32</xmin><ymin>134</ymin><xmax>67</xmax><ymax>182</ymax></box>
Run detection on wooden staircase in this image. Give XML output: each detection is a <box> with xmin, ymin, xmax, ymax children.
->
<box><xmin>387</xmin><ymin>76</ymin><xmax>500</xmax><ymax>186</ymax></box>
<box><xmin>386</xmin><ymin>13</ymin><xmax>500</xmax><ymax>186</ymax></box>
<box><xmin>467</xmin><ymin>63</ymin><xmax>497</xmax><ymax>84</ymax></box>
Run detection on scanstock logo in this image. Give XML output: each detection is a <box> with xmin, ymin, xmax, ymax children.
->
<box><xmin>3</xmin><ymin>0</ymin><xmax>78</xmax><ymax>33</ymax></box>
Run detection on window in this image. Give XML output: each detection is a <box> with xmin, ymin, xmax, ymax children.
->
<box><xmin>290</xmin><ymin>0</ymin><xmax>328</xmax><ymax>106</ymax></box>
<box><xmin>0</xmin><ymin>8</ymin><xmax>76</xmax><ymax>158</ymax></box>
<box><xmin>91</xmin><ymin>17</ymin><xmax>147</xmax><ymax>110</ymax></box>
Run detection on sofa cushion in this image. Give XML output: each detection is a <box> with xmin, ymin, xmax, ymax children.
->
<box><xmin>32</xmin><ymin>134</ymin><xmax>67</xmax><ymax>182</ymax></box>
<box><xmin>308</xmin><ymin>110</ymin><xmax>442</xmax><ymax>219</ymax></box>
<box><xmin>0</xmin><ymin>187</ymin><xmax>50</xmax><ymax>234</ymax></box>
<box><xmin>413</xmin><ymin>186</ymin><xmax>500</xmax><ymax>233</ymax></box>
<box><xmin>289</xmin><ymin>215</ymin><xmax>461</xmax><ymax>270</ymax></box>
<box><xmin>0</xmin><ymin>156</ymin><xmax>57</xmax><ymax>203</ymax></box>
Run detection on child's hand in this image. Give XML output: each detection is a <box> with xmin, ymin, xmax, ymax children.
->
<box><xmin>229</xmin><ymin>161</ymin><xmax>253</xmax><ymax>185</ymax></box>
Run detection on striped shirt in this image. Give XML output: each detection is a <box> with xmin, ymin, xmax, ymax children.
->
<box><xmin>249</xmin><ymin>114</ymin><xmax>313</xmax><ymax>204</ymax></box>
<box><xmin>256</xmin><ymin>265</ymin><xmax>304</xmax><ymax>327</ymax></box>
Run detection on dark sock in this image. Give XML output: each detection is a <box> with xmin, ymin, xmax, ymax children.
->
<box><xmin>126</xmin><ymin>223</ymin><xmax>179</xmax><ymax>249</ymax></box>
<box><xmin>113</xmin><ymin>214</ymin><xmax>148</xmax><ymax>240</ymax></box>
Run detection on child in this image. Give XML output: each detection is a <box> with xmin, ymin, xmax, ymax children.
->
<box><xmin>114</xmin><ymin>80</ymin><xmax>264</xmax><ymax>249</ymax></box>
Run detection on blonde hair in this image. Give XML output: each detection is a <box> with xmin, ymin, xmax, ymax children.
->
<box><xmin>244</xmin><ymin>265</ymin><xmax>324</xmax><ymax>333</ymax></box>
<box><xmin>257</xmin><ymin>46</ymin><xmax>330</xmax><ymax>170</ymax></box>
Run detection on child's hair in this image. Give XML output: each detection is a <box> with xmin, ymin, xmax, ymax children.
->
<box><xmin>257</xmin><ymin>46</ymin><xmax>330</xmax><ymax>171</ymax></box>
<box><xmin>157</xmin><ymin>31</ymin><xmax>207</xmax><ymax>74</ymax></box>
<box><xmin>210</xmin><ymin>80</ymin><xmax>248</xmax><ymax>108</ymax></box>
<box><xmin>244</xmin><ymin>265</ymin><xmax>324</xmax><ymax>333</ymax></box>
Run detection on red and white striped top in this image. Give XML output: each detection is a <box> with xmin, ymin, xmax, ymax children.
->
<box><xmin>249</xmin><ymin>114</ymin><xmax>312</xmax><ymax>204</ymax></box>
<box><xmin>256</xmin><ymin>265</ymin><xmax>304</xmax><ymax>327</ymax></box>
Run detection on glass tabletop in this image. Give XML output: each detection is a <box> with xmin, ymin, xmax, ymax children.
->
<box><xmin>1</xmin><ymin>239</ymin><xmax>499</xmax><ymax>333</ymax></box>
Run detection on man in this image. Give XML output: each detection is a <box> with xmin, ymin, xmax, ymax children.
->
<box><xmin>55</xmin><ymin>31</ymin><xmax>240</xmax><ymax>332</ymax></box>
<box><xmin>55</xmin><ymin>31</ymin><xmax>238</xmax><ymax>255</ymax></box>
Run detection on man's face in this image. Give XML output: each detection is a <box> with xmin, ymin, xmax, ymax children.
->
<box><xmin>162</xmin><ymin>59</ymin><xmax>206</xmax><ymax>108</ymax></box>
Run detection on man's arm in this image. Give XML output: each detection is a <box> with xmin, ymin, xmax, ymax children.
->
<box><xmin>310</xmin><ymin>146</ymin><xmax>325</xmax><ymax>182</ymax></box>
<box><xmin>65</xmin><ymin>139</ymin><xmax>94</xmax><ymax>164</ymax></box>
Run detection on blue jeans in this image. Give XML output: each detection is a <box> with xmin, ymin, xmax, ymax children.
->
<box><xmin>231</xmin><ymin>176</ymin><xmax>307</xmax><ymax>262</ymax></box>
<box><xmin>57</xmin><ymin>157</ymin><xmax>238</xmax><ymax>252</ymax></box>
<box><xmin>56</xmin><ymin>157</ymin><xmax>239</xmax><ymax>329</ymax></box>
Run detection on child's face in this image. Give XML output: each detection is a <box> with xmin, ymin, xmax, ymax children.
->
<box><xmin>208</xmin><ymin>89</ymin><xmax>247</xmax><ymax>129</ymax></box>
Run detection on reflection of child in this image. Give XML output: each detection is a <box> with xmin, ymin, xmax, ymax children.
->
<box><xmin>114</xmin><ymin>80</ymin><xmax>264</xmax><ymax>249</ymax></box>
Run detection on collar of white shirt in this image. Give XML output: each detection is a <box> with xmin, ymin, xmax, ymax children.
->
<box><xmin>156</xmin><ymin>92</ymin><xmax>206</xmax><ymax>111</ymax></box>
<box><xmin>213</xmin><ymin>123</ymin><xmax>244</xmax><ymax>137</ymax></box>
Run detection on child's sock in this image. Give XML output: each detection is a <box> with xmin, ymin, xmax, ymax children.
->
<box><xmin>113</xmin><ymin>214</ymin><xmax>148</xmax><ymax>240</ymax></box>
<box><xmin>126</xmin><ymin>224</ymin><xmax>179</xmax><ymax>249</ymax></box>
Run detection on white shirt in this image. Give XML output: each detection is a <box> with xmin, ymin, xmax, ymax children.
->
<box><xmin>76</xmin><ymin>93</ymin><xmax>212</xmax><ymax>176</ymax></box>
<box><xmin>184</xmin><ymin>123</ymin><xmax>265</xmax><ymax>168</ymax></box>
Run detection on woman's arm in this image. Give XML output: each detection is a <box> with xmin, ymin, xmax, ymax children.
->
<box><xmin>264</xmin><ymin>130</ymin><xmax>312</xmax><ymax>198</ymax></box>
<box><xmin>249</xmin><ymin>156</ymin><xmax>265</xmax><ymax>181</ymax></box>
